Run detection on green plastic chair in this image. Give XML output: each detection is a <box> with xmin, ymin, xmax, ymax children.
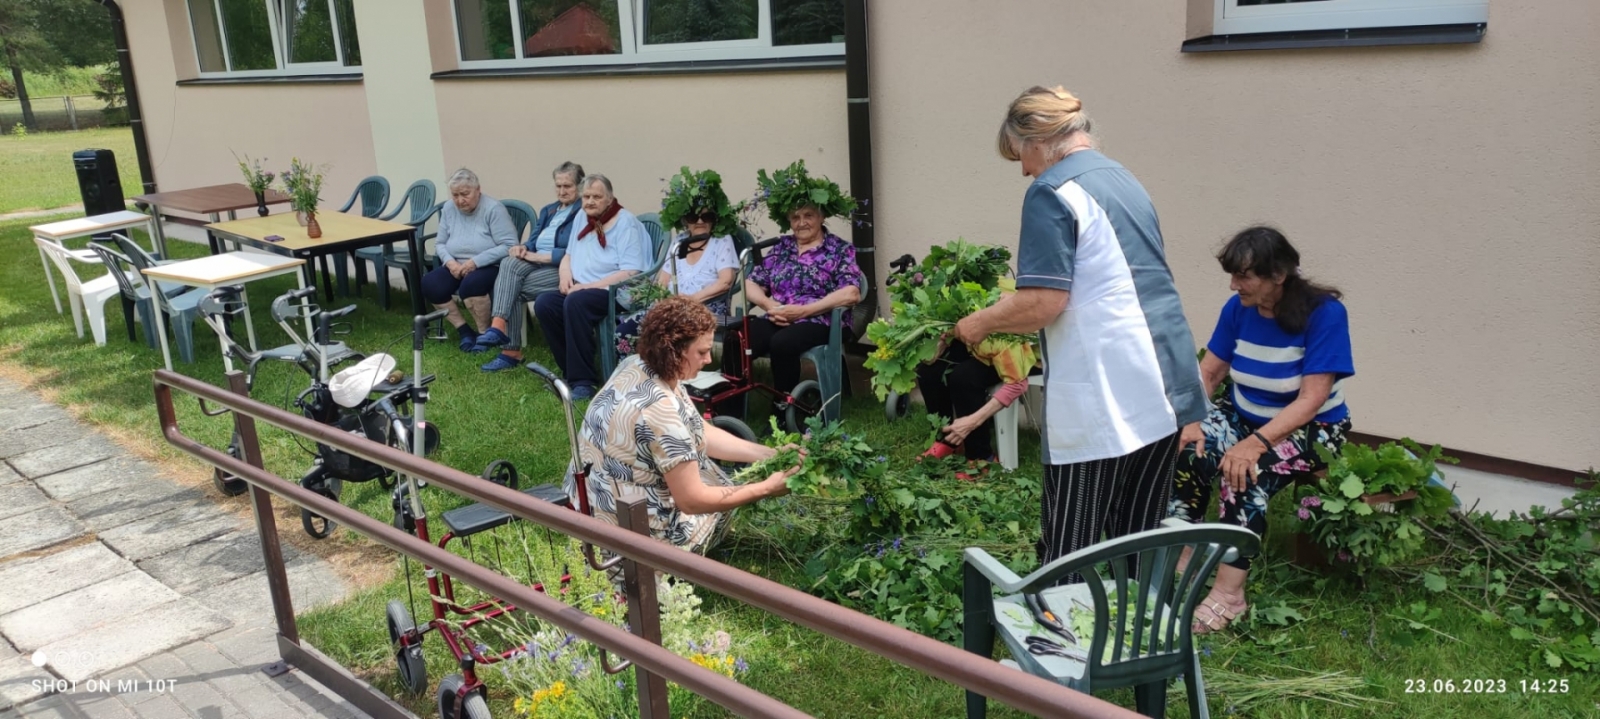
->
<box><xmin>962</xmin><ymin>519</ymin><xmax>1261</xmax><ymax>719</ymax></box>
<box><xmin>597</xmin><ymin>212</ymin><xmax>674</xmax><ymax>378</ymax></box>
<box><xmin>355</xmin><ymin>180</ymin><xmax>435</xmax><ymax>309</ymax></box>
<box><xmin>330</xmin><ymin>176</ymin><xmax>391</xmax><ymax>295</ymax></box>
<box><xmin>502</xmin><ymin>199</ymin><xmax>538</xmax><ymax>242</ymax></box>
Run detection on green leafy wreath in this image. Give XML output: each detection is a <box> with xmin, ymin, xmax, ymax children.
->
<box><xmin>658</xmin><ymin>166</ymin><xmax>741</xmax><ymax>237</ymax></box>
<box><xmin>753</xmin><ymin>159</ymin><xmax>858</xmax><ymax>231</ymax></box>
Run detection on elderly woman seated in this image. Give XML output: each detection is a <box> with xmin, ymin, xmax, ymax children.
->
<box><xmin>424</xmin><ymin>168</ymin><xmax>517</xmax><ymax>350</ymax></box>
<box><xmin>472</xmin><ymin>161</ymin><xmax>587</xmax><ymax>372</ymax></box>
<box><xmin>533</xmin><ymin>174</ymin><xmax>653</xmax><ymax>400</ymax></box>
<box><xmin>615</xmin><ymin>167</ymin><xmax>741</xmax><ymax>347</ymax></box>
<box><xmin>717</xmin><ymin>161</ymin><xmax>862</xmax><ymax>417</ymax></box>
<box><xmin>573</xmin><ymin>296</ymin><xmax>799</xmax><ymax>554</ymax></box>
<box><xmin>1169</xmin><ymin>226</ymin><xmax>1354</xmax><ymax>635</ymax></box>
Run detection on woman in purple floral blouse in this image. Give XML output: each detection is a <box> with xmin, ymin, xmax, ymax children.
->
<box><xmin>719</xmin><ymin>203</ymin><xmax>863</xmax><ymax>413</ymax></box>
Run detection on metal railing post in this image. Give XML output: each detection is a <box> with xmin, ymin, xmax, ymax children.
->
<box><xmin>617</xmin><ymin>497</ymin><xmax>670</xmax><ymax>719</ymax></box>
<box><xmin>228</xmin><ymin>370</ymin><xmax>299</xmax><ymax>645</ymax></box>
<box><xmin>65</xmin><ymin>96</ymin><xmax>77</xmax><ymax>131</ymax></box>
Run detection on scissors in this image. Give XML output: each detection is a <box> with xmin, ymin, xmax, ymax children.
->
<box><xmin>1025</xmin><ymin>635</ymin><xmax>1088</xmax><ymax>663</ymax></box>
<box><xmin>1025</xmin><ymin>593</ymin><xmax>1077</xmax><ymax>644</ymax></box>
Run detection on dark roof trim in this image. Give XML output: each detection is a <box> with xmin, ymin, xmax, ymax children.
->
<box><xmin>176</xmin><ymin>73</ymin><xmax>364</xmax><ymax>86</ymax></box>
<box><xmin>431</xmin><ymin>55</ymin><xmax>843</xmax><ymax>80</ymax></box>
<box><xmin>1183</xmin><ymin>23</ymin><xmax>1484</xmax><ymax>53</ymax></box>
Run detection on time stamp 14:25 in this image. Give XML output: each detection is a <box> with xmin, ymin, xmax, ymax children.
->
<box><xmin>1404</xmin><ymin>679</ymin><xmax>1570</xmax><ymax>694</ymax></box>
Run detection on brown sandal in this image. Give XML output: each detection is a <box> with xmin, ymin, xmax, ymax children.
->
<box><xmin>1192</xmin><ymin>596</ymin><xmax>1247</xmax><ymax>635</ymax></box>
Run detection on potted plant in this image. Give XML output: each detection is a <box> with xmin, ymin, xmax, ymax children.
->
<box><xmin>234</xmin><ymin>152</ymin><xmax>274</xmax><ymax>217</ymax></box>
<box><xmin>279</xmin><ymin>158</ymin><xmax>327</xmax><ymax>238</ymax></box>
<box><xmin>1289</xmin><ymin>438</ymin><xmax>1457</xmax><ymax>575</ymax></box>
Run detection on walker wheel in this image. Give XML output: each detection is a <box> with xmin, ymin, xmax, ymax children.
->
<box><xmin>212</xmin><ymin>435</ymin><xmax>249</xmax><ymax>496</ymax></box>
<box><xmin>437</xmin><ymin>674</ymin><xmax>490</xmax><ymax>719</ymax></box>
<box><xmin>387</xmin><ymin>600</ymin><xmax>427</xmax><ymax>695</ymax></box>
<box><xmin>481</xmin><ymin>459</ymin><xmax>519</xmax><ymax>490</ymax></box>
<box><xmin>709</xmin><ymin>416</ymin><xmax>757</xmax><ymax>473</ymax></box>
<box><xmin>300</xmin><ymin>476</ymin><xmax>343</xmax><ymax>540</ymax></box>
<box><xmin>884</xmin><ymin>391</ymin><xmax>911</xmax><ymax>423</ymax></box>
<box><xmin>784</xmin><ymin>380</ymin><xmax>823</xmax><ymax>433</ymax></box>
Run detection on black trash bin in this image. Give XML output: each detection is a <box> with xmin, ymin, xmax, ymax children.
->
<box><xmin>73</xmin><ymin>148</ymin><xmax>126</xmax><ymax>217</ymax></box>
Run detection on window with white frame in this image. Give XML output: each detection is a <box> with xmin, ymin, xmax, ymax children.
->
<box><xmin>187</xmin><ymin>0</ymin><xmax>362</xmax><ymax>76</ymax></box>
<box><xmin>1214</xmin><ymin>0</ymin><xmax>1487</xmax><ymax>36</ymax></box>
<box><xmin>452</xmin><ymin>0</ymin><xmax>844</xmax><ymax>68</ymax></box>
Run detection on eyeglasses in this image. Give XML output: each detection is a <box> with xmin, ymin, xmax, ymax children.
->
<box><xmin>690</xmin><ymin>212</ymin><xmax>717</xmax><ymax>224</ymax></box>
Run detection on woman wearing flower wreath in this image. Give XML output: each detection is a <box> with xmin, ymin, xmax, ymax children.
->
<box><xmin>717</xmin><ymin>160</ymin><xmax>863</xmax><ymax>418</ymax></box>
<box><xmin>1169</xmin><ymin>226</ymin><xmax>1354</xmax><ymax>634</ymax></box>
<box><xmin>615</xmin><ymin>167</ymin><xmax>742</xmax><ymax>352</ymax></box>
<box><xmin>576</xmin><ymin>296</ymin><xmax>801</xmax><ymax>554</ymax></box>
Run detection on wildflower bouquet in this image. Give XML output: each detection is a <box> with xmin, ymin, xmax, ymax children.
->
<box><xmin>751</xmin><ymin>159</ymin><xmax>857</xmax><ymax>229</ymax></box>
<box><xmin>234</xmin><ymin>152</ymin><xmax>274</xmax><ymax>194</ymax></box>
<box><xmin>732</xmin><ymin>414</ymin><xmax>884</xmax><ymax>499</ymax></box>
<box><xmin>864</xmin><ymin>239</ymin><xmax>1038</xmax><ymax>400</ymax></box>
<box><xmin>1289</xmin><ymin>439</ymin><xmax>1456</xmax><ymax>574</ymax></box>
<box><xmin>278</xmin><ymin>157</ymin><xmax>326</xmax><ymax>215</ymax></box>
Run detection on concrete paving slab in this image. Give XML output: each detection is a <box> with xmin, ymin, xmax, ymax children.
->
<box><xmin>202</xmin><ymin>623</ymin><xmax>277</xmax><ymax>670</ymax></box>
<box><xmin>1</xmin><ymin>572</ymin><xmax>184</xmax><ymax>651</ymax></box>
<box><xmin>0</xmin><ymin>507</ymin><xmax>83</xmax><ymax>559</ymax></box>
<box><xmin>190</xmin><ymin>561</ymin><xmax>348</xmax><ymax>627</ymax></box>
<box><xmin>138</xmin><ymin>532</ymin><xmax>296</xmax><ymax>597</ymax></box>
<box><xmin>0</xmin><ymin>421</ymin><xmax>82</xmax><ymax>461</ymax></box>
<box><xmin>38</xmin><ymin>600</ymin><xmax>230</xmax><ymax>683</ymax></box>
<box><xmin>59</xmin><ymin>693</ymin><xmax>134</xmax><ymax>719</ymax></box>
<box><xmin>0</xmin><ymin>655</ymin><xmax>56</xmax><ymax>710</ymax></box>
<box><xmin>1447</xmin><ymin>465</ymin><xmax>1579</xmax><ymax>519</ymax></box>
<box><xmin>68</xmin><ymin>484</ymin><xmax>203</xmax><ymax>534</ymax></box>
<box><xmin>6</xmin><ymin>693</ymin><xmax>83</xmax><ymax>719</ymax></box>
<box><xmin>0</xmin><ymin>464</ymin><xmax>23</xmax><ymax>487</ymax></box>
<box><xmin>100</xmin><ymin>504</ymin><xmax>241</xmax><ymax>563</ymax></box>
<box><xmin>0</xmin><ymin>543</ymin><xmax>135</xmax><ymax>616</ymax></box>
<box><xmin>0</xmin><ymin>406</ymin><xmax>70</xmax><ymax>435</ymax></box>
<box><xmin>0</xmin><ymin>637</ymin><xmax>14</xmax><ymax>660</ymax></box>
<box><xmin>33</xmin><ymin>458</ymin><xmax>155</xmax><ymax>504</ymax></box>
<box><xmin>9</xmin><ymin>437</ymin><xmax>121</xmax><ymax>482</ymax></box>
<box><xmin>0</xmin><ymin>485</ymin><xmax>50</xmax><ymax>521</ymax></box>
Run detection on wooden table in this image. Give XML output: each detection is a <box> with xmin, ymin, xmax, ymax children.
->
<box><xmin>30</xmin><ymin>210</ymin><xmax>160</xmax><ymax>315</ymax></box>
<box><xmin>204</xmin><ymin>213</ymin><xmax>424</xmax><ymax>315</ymax></box>
<box><xmin>141</xmin><ymin>252</ymin><xmax>307</xmax><ymax>371</ymax></box>
<box><xmin>131</xmin><ymin>183</ymin><xmax>292</xmax><ymax>258</ymax></box>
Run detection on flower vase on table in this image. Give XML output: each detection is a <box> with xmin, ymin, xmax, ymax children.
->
<box><xmin>279</xmin><ymin>157</ymin><xmax>328</xmax><ymax>240</ymax></box>
<box><xmin>254</xmin><ymin>190</ymin><xmax>269</xmax><ymax>217</ymax></box>
<box><xmin>306</xmin><ymin>212</ymin><xmax>322</xmax><ymax>239</ymax></box>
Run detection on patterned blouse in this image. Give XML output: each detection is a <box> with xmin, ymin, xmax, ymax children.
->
<box><xmin>569</xmin><ymin>355</ymin><xmax>732</xmax><ymax>553</ymax></box>
<box><xmin>747</xmin><ymin>232</ymin><xmax>864</xmax><ymax>327</ymax></box>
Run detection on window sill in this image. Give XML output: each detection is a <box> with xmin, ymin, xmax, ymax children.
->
<box><xmin>432</xmin><ymin>55</ymin><xmax>844</xmax><ymax>80</ymax></box>
<box><xmin>176</xmin><ymin>73</ymin><xmax>364</xmax><ymax>86</ymax></box>
<box><xmin>1182</xmin><ymin>23</ymin><xmax>1484</xmax><ymax>53</ymax></box>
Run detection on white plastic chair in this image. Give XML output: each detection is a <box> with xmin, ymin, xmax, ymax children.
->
<box><xmin>35</xmin><ymin>235</ymin><xmax>103</xmax><ymax>315</ymax></box>
<box><xmin>34</xmin><ymin>237</ymin><xmax>123</xmax><ymax>346</ymax></box>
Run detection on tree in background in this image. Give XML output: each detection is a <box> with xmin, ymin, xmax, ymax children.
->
<box><xmin>0</xmin><ymin>0</ymin><xmax>114</xmax><ymax>131</ymax></box>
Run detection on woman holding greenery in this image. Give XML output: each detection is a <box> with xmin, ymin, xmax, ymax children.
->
<box><xmin>576</xmin><ymin>296</ymin><xmax>799</xmax><ymax>554</ymax></box>
<box><xmin>717</xmin><ymin>161</ymin><xmax>863</xmax><ymax>418</ymax></box>
<box><xmin>1170</xmin><ymin>226</ymin><xmax>1354</xmax><ymax>634</ymax></box>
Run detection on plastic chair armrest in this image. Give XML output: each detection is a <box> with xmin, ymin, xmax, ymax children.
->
<box><xmin>963</xmin><ymin>547</ymin><xmax>1024</xmax><ymax>589</ymax></box>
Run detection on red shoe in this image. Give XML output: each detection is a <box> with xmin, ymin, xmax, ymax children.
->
<box><xmin>922</xmin><ymin>440</ymin><xmax>962</xmax><ymax>459</ymax></box>
<box><xmin>955</xmin><ymin>457</ymin><xmax>998</xmax><ymax>482</ymax></box>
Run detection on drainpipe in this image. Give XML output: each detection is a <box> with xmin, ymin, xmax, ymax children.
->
<box><xmin>844</xmin><ymin>0</ymin><xmax>875</xmax><ymax>329</ymax></box>
<box><xmin>96</xmin><ymin>0</ymin><xmax>157</xmax><ymax>193</ymax></box>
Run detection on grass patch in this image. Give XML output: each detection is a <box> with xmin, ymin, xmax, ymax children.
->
<box><xmin>0</xmin><ymin>215</ymin><xmax>1595</xmax><ymax>717</ymax></box>
<box><xmin>10</xmin><ymin>66</ymin><xmax>109</xmax><ymax>97</ymax></box>
<box><xmin>0</xmin><ymin>126</ymin><xmax>140</xmax><ymax>213</ymax></box>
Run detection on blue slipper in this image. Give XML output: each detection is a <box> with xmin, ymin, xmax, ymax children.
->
<box><xmin>480</xmin><ymin>353</ymin><xmax>520</xmax><ymax>372</ymax></box>
<box><xmin>475</xmin><ymin>327</ymin><xmax>510</xmax><ymax>348</ymax></box>
<box><xmin>455</xmin><ymin>325</ymin><xmax>480</xmax><ymax>352</ymax></box>
<box><xmin>568</xmin><ymin>383</ymin><xmax>596</xmax><ymax>401</ymax></box>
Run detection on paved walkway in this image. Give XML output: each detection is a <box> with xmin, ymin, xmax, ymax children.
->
<box><xmin>0</xmin><ymin>378</ymin><xmax>379</xmax><ymax>719</ymax></box>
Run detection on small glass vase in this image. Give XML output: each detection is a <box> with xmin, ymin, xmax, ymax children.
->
<box><xmin>254</xmin><ymin>190</ymin><xmax>269</xmax><ymax>217</ymax></box>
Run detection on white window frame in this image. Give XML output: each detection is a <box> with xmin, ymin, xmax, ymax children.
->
<box><xmin>452</xmin><ymin>0</ymin><xmax>844</xmax><ymax>70</ymax></box>
<box><xmin>1214</xmin><ymin>0</ymin><xmax>1488</xmax><ymax>36</ymax></box>
<box><xmin>188</xmin><ymin>0</ymin><xmax>361</xmax><ymax>78</ymax></box>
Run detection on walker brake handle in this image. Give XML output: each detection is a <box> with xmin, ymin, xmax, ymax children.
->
<box><xmin>524</xmin><ymin>362</ymin><xmax>561</xmax><ymax>387</ymax></box>
<box><xmin>284</xmin><ymin>286</ymin><xmax>318</xmax><ymax>301</ymax></box>
<box><xmin>413</xmin><ymin>310</ymin><xmax>448</xmax><ymax>351</ymax></box>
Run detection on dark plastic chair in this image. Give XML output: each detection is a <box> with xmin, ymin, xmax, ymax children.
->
<box><xmin>355</xmin><ymin>180</ymin><xmax>435</xmax><ymax>309</ymax></box>
<box><xmin>106</xmin><ymin>235</ymin><xmax>210</xmax><ymax>363</ymax></box>
<box><xmin>88</xmin><ymin>242</ymin><xmax>155</xmax><ymax>347</ymax></box>
<box><xmin>962</xmin><ymin>519</ymin><xmax>1261</xmax><ymax>719</ymax></box>
<box><xmin>333</xmin><ymin>175</ymin><xmax>391</xmax><ymax>295</ymax></box>
<box><xmin>598</xmin><ymin>212</ymin><xmax>674</xmax><ymax>378</ymax></box>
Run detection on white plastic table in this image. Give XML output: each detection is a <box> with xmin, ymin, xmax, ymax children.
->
<box><xmin>140</xmin><ymin>252</ymin><xmax>307</xmax><ymax>371</ymax></box>
<box><xmin>30</xmin><ymin>210</ymin><xmax>159</xmax><ymax>315</ymax></box>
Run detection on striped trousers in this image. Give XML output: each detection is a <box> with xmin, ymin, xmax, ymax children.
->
<box><xmin>1040</xmin><ymin>431</ymin><xmax>1181</xmax><ymax>584</ymax></box>
<box><xmin>489</xmin><ymin>258</ymin><xmax>560</xmax><ymax>345</ymax></box>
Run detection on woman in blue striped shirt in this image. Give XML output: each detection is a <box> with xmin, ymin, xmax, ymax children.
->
<box><xmin>1170</xmin><ymin>226</ymin><xmax>1354</xmax><ymax>634</ymax></box>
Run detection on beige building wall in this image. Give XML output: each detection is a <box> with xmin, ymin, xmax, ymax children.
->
<box><xmin>124</xmin><ymin>0</ymin><xmax>378</xmax><ymax>211</ymax></box>
<box><xmin>430</xmin><ymin>72</ymin><xmax>850</xmax><ymax>242</ymax></box>
<box><xmin>868</xmin><ymin>0</ymin><xmax>1600</xmax><ymax>472</ymax></box>
<box><xmin>352</xmin><ymin>0</ymin><xmax>446</xmax><ymax>193</ymax></box>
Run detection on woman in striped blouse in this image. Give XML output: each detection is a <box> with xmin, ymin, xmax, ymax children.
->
<box><xmin>1170</xmin><ymin>226</ymin><xmax>1354</xmax><ymax>634</ymax></box>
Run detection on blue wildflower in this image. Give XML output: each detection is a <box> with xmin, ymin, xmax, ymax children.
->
<box><xmin>1201</xmin><ymin>646</ymin><xmax>1212</xmax><ymax>657</ymax></box>
<box><xmin>864</xmin><ymin>495</ymin><xmax>875</xmax><ymax>506</ymax></box>
<box><xmin>734</xmin><ymin>658</ymin><xmax>748</xmax><ymax>673</ymax></box>
<box><xmin>916</xmin><ymin>547</ymin><xmax>926</xmax><ymax>559</ymax></box>
<box><xmin>616</xmin><ymin>680</ymin><xmax>626</xmax><ymax>689</ymax></box>
<box><xmin>892</xmin><ymin>537</ymin><xmax>902</xmax><ymax>551</ymax></box>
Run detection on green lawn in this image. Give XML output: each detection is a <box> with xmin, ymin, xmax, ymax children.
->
<box><xmin>0</xmin><ymin>127</ymin><xmax>140</xmax><ymax>213</ymax></box>
<box><xmin>1</xmin><ymin>214</ymin><xmax>1595</xmax><ymax>718</ymax></box>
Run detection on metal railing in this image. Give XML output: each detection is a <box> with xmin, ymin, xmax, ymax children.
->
<box><xmin>0</xmin><ymin>95</ymin><xmax>119</xmax><ymax>132</ymax></box>
<box><xmin>154</xmin><ymin>369</ymin><xmax>1141</xmax><ymax>719</ymax></box>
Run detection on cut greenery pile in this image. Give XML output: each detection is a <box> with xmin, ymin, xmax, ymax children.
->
<box><xmin>733</xmin><ymin>415</ymin><xmax>885</xmax><ymax>499</ymax></box>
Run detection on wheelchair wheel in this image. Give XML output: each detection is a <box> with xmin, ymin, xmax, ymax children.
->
<box><xmin>784</xmin><ymin>380</ymin><xmax>823</xmax><ymax>433</ymax></box>
<box><xmin>709</xmin><ymin>415</ymin><xmax>757</xmax><ymax>473</ymax></box>
<box><xmin>482</xmin><ymin>459</ymin><xmax>519</xmax><ymax>490</ymax></box>
<box><xmin>212</xmin><ymin>434</ymin><xmax>249</xmax><ymax>497</ymax></box>
<box><xmin>386</xmin><ymin>600</ymin><xmax>427</xmax><ymax>695</ymax></box>
<box><xmin>300</xmin><ymin>471</ymin><xmax>343</xmax><ymax>539</ymax></box>
<box><xmin>884</xmin><ymin>391</ymin><xmax>912</xmax><ymax>423</ymax></box>
<box><xmin>437</xmin><ymin>674</ymin><xmax>490</xmax><ymax>719</ymax></box>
